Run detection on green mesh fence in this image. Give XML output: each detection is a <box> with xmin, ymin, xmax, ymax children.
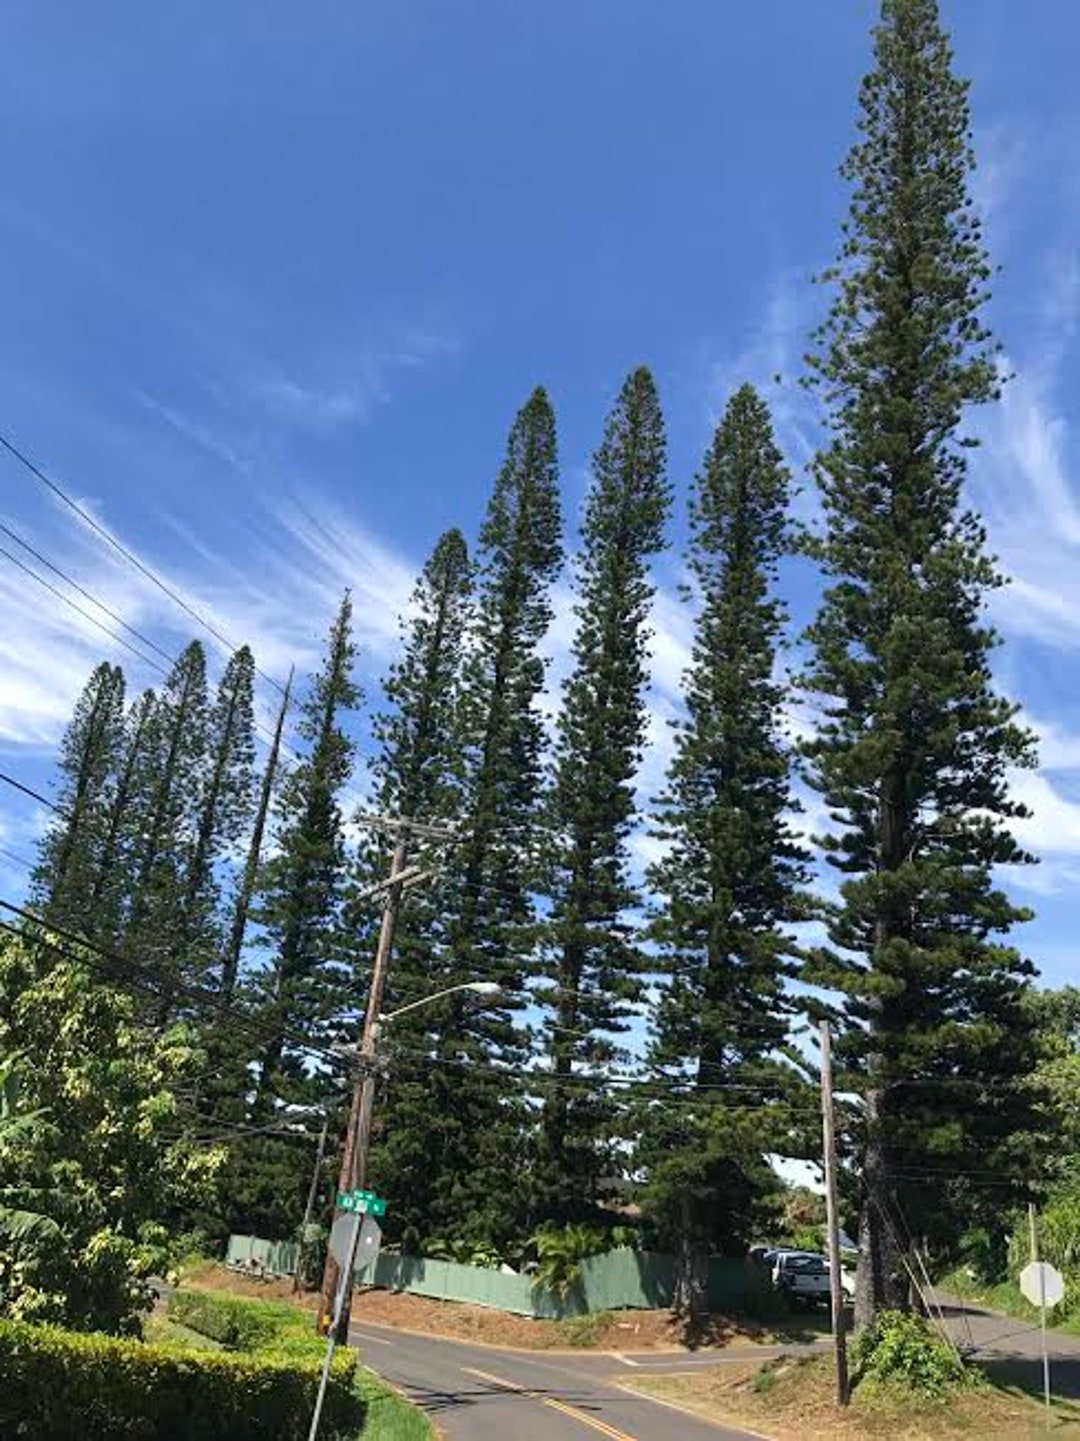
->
<box><xmin>226</xmin><ymin>1236</ymin><xmax>773</xmax><ymax>1318</ymax></box>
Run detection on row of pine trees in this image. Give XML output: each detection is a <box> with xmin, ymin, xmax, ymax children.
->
<box><xmin>25</xmin><ymin>0</ymin><xmax>1042</xmax><ymax>1323</ymax></box>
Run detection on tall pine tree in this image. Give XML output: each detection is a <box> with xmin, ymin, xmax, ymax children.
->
<box><xmin>124</xmin><ymin>641</ymin><xmax>209</xmax><ymax>984</ymax></box>
<box><xmin>537</xmin><ymin>366</ymin><xmax>669</xmax><ymax>1219</ymax></box>
<box><xmin>424</xmin><ymin>387</ymin><xmax>562</xmax><ymax>1246</ymax></box>
<box><xmin>32</xmin><ymin>662</ymin><xmax>126</xmax><ymax>932</ymax></box>
<box><xmin>177</xmin><ymin>645</ymin><xmax>256</xmax><ymax>987</ymax></box>
<box><xmin>644</xmin><ymin>385</ymin><xmax>806</xmax><ymax>1311</ymax></box>
<box><xmin>89</xmin><ymin>689</ymin><xmax>157</xmax><ymax>947</ymax></box>
<box><xmin>362</xmin><ymin>529</ymin><xmax>473</xmax><ymax>1248</ymax></box>
<box><xmin>256</xmin><ymin>594</ymin><xmax>360</xmax><ymax>1103</ymax></box>
<box><xmin>223</xmin><ymin>669</ymin><xmax>293</xmax><ymax>1001</ymax></box>
<box><xmin>803</xmin><ymin>0</ymin><xmax>1038</xmax><ymax>1323</ymax></box>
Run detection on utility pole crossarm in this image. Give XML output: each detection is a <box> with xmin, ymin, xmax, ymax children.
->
<box><xmin>353</xmin><ymin>812</ymin><xmax>457</xmax><ymax>843</ymax></box>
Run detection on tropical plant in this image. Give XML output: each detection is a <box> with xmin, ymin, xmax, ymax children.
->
<box><xmin>529</xmin><ymin>1223</ymin><xmax>610</xmax><ymax>1297</ymax></box>
<box><xmin>0</xmin><ymin>1052</ymin><xmax>58</xmax><ymax>1245</ymax></box>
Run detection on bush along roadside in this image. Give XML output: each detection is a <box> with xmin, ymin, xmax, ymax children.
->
<box><xmin>0</xmin><ymin>1317</ymin><xmax>362</xmax><ymax>1441</ymax></box>
<box><xmin>852</xmin><ymin>1310</ymin><xmax>976</xmax><ymax>1402</ymax></box>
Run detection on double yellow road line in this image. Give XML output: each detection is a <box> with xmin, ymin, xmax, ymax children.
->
<box><xmin>463</xmin><ymin>1365</ymin><xmax>637</xmax><ymax>1440</ymax></box>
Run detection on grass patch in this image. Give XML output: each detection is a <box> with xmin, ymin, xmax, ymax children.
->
<box><xmin>144</xmin><ymin>1314</ymin><xmax>226</xmax><ymax>1352</ymax></box>
<box><xmin>624</xmin><ymin>1352</ymin><xmax>1080</xmax><ymax>1438</ymax></box>
<box><xmin>354</xmin><ymin>1372</ymin><xmax>432</xmax><ymax>1440</ymax></box>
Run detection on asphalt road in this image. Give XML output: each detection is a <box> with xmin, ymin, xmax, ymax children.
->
<box><xmin>937</xmin><ymin>1292</ymin><xmax>1080</xmax><ymax>1400</ymax></box>
<box><xmin>348</xmin><ymin>1319</ymin><xmax>814</xmax><ymax>1439</ymax></box>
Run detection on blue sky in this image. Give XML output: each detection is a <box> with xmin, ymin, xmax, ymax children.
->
<box><xmin>2</xmin><ymin>1</ymin><xmax>1080</xmax><ymax>989</ymax></box>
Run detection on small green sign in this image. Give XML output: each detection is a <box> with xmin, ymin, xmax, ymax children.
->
<box><xmin>337</xmin><ymin>1189</ymin><xmax>387</xmax><ymax>1217</ymax></box>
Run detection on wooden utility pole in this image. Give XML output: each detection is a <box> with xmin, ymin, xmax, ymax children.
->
<box><xmin>317</xmin><ymin>829</ymin><xmax>410</xmax><ymax>1339</ymax></box>
<box><xmin>820</xmin><ymin>1020</ymin><xmax>849</xmax><ymax>1407</ymax></box>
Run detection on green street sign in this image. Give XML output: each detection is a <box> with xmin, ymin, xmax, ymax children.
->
<box><xmin>337</xmin><ymin>1189</ymin><xmax>387</xmax><ymax>1217</ymax></box>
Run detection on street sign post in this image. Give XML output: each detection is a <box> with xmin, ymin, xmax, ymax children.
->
<box><xmin>336</xmin><ymin>1188</ymin><xmax>387</xmax><ymax>1217</ymax></box>
<box><xmin>1022</xmin><ymin>1205</ymin><xmax>1065</xmax><ymax>1417</ymax></box>
<box><xmin>1020</xmin><ymin>1261</ymin><xmax>1065</xmax><ymax>1310</ymax></box>
<box><xmin>328</xmin><ymin>1212</ymin><xmax>360</xmax><ymax>1273</ymax></box>
<box><xmin>308</xmin><ymin>1195</ymin><xmax>389</xmax><ymax>1441</ymax></box>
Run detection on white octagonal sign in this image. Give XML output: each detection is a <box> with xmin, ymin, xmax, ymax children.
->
<box><xmin>1020</xmin><ymin>1260</ymin><xmax>1065</xmax><ymax>1310</ymax></box>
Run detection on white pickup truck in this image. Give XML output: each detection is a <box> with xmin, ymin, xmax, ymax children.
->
<box><xmin>769</xmin><ymin>1251</ymin><xmax>854</xmax><ymax>1309</ymax></box>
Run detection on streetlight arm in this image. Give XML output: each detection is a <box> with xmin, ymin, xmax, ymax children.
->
<box><xmin>380</xmin><ymin>981</ymin><xmax>500</xmax><ymax>1024</ymax></box>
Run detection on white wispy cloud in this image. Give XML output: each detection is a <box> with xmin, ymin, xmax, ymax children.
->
<box><xmin>0</xmin><ymin>485</ymin><xmax>418</xmax><ymax>758</ymax></box>
<box><xmin>704</xmin><ymin>269</ymin><xmax>823</xmax><ymax>482</ymax></box>
<box><xmin>253</xmin><ymin>332</ymin><xmax>456</xmax><ymax>430</ymax></box>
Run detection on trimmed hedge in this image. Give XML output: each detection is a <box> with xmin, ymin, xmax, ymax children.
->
<box><xmin>0</xmin><ymin>1318</ymin><xmax>362</xmax><ymax>1440</ymax></box>
<box><xmin>167</xmin><ymin>1289</ymin><xmax>282</xmax><ymax>1351</ymax></box>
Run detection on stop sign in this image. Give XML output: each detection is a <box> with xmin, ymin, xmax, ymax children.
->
<box><xmin>1020</xmin><ymin>1261</ymin><xmax>1065</xmax><ymax>1310</ymax></box>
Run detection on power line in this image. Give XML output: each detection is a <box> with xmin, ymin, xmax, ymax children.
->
<box><xmin>383</xmin><ymin>1044</ymin><xmax>839</xmax><ymax>1117</ymax></box>
<box><xmin>0</xmin><ymin>539</ymin><xmax>168</xmax><ymax>674</ymax></box>
<box><xmin>0</xmin><ymin>427</ymin><xmax>294</xmax><ymax>706</ymax></box>
<box><xmin>0</xmin><ymin>771</ymin><xmax>62</xmax><ymax>815</ymax></box>
<box><xmin>0</xmin><ymin>515</ymin><xmax>177</xmax><ymax>668</ymax></box>
<box><xmin>0</xmin><ymin>532</ymin><xmax>302</xmax><ymax>763</ymax></box>
<box><xmin>0</xmin><ymin>900</ymin><xmax>348</xmax><ymax>1074</ymax></box>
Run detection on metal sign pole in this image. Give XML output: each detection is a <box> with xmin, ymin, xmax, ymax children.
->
<box><xmin>1029</xmin><ymin>1202</ymin><xmax>1051</xmax><ymax>1415</ymax></box>
<box><xmin>307</xmin><ymin>1211</ymin><xmax>363</xmax><ymax>1441</ymax></box>
<box><xmin>1040</xmin><ymin>1266</ymin><xmax>1051</xmax><ymax>1414</ymax></box>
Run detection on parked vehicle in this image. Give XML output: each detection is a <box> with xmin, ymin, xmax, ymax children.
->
<box><xmin>768</xmin><ymin>1250</ymin><xmax>856</xmax><ymax>1309</ymax></box>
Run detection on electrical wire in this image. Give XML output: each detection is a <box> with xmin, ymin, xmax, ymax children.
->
<box><xmin>0</xmin><ymin>770</ymin><xmax>62</xmax><ymax>815</ymax></box>
<box><xmin>0</xmin><ymin>541</ymin><xmax>164</xmax><ymax>672</ymax></box>
<box><xmin>0</xmin><ymin>846</ymin><xmax>34</xmax><ymax>873</ymax></box>
<box><xmin>0</xmin><ymin>532</ymin><xmax>301</xmax><ymax>762</ymax></box>
<box><xmin>0</xmin><ymin>900</ymin><xmax>348</xmax><ymax>1074</ymax></box>
<box><xmin>0</xmin><ymin>515</ymin><xmax>178</xmax><ymax>668</ymax></box>
<box><xmin>0</xmin><ymin>427</ymin><xmax>295</xmax><ymax>706</ymax></box>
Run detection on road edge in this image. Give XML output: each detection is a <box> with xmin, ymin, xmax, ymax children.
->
<box><xmin>615</xmin><ymin>1377</ymin><xmax>778</xmax><ymax>1440</ymax></box>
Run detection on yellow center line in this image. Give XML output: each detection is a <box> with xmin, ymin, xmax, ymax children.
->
<box><xmin>462</xmin><ymin>1365</ymin><xmax>638</xmax><ymax>1441</ymax></box>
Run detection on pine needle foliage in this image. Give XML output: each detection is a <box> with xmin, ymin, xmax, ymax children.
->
<box><xmin>801</xmin><ymin>0</ymin><xmax>1039</xmax><ymax>1323</ymax></box>
<box><xmin>537</xmin><ymin>366</ymin><xmax>669</xmax><ymax>1218</ymax></box>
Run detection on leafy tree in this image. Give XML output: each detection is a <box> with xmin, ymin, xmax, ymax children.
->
<box><xmin>0</xmin><ymin>930</ymin><xmax>221</xmax><ymax>1333</ymax></box>
<box><xmin>0</xmin><ymin>1051</ymin><xmax>59</xmax><ymax>1247</ymax></box>
<box><xmin>255</xmin><ymin>595</ymin><xmax>360</xmax><ymax>1102</ymax></box>
<box><xmin>361</xmin><ymin>529</ymin><xmax>474</xmax><ymax>1247</ymax></box>
<box><xmin>801</xmin><ymin>0</ymin><xmax>1039</xmax><ymax>1324</ymax></box>
<box><xmin>537</xmin><ymin>367</ymin><xmax>669</xmax><ymax>1218</ymax></box>
<box><xmin>429</xmin><ymin>387</ymin><xmax>563</xmax><ymax>1246</ymax></box>
<box><xmin>32</xmin><ymin>663</ymin><xmax>126</xmax><ymax>933</ymax></box>
<box><xmin>641</xmin><ymin>1105</ymin><xmax>783</xmax><ymax>1301</ymax></box>
<box><xmin>643</xmin><ymin>384</ymin><xmax>806</xmax><ymax>1313</ymax></box>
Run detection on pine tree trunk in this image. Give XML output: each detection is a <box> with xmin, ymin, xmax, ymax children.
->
<box><xmin>672</xmin><ymin>1196</ymin><xmax>708</xmax><ymax>1320</ymax></box>
<box><xmin>854</xmin><ymin>1093</ymin><xmax>907</xmax><ymax>1327</ymax></box>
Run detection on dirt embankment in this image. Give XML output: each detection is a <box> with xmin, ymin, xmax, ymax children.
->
<box><xmin>185</xmin><ymin>1261</ymin><xmax>803</xmax><ymax>1351</ymax></box>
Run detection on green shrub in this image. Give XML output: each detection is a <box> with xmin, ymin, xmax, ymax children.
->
<box><xmin>853</xmin><ymin>1310</ymin><xmax>973</xmax><ymax>1400</ymax></box>
<box><xmin>750</xmin><ymin>1360</ymin><xmax>780</xmax><ymax>1395</ymax></box>
<box><xmin>558</xmin><ymin>1311</ymin><xmax>614</xmax><ymax>1347</ymax></box>
<box><xmin>167</xmin><ymin>1289</ymin><xmax>285</xmax><ymax>1350</ymax></box>
<box><xmin>0</xmin><ymin>1317</ymin><xmax>361</xmax><ymax>1440</ymax></box>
